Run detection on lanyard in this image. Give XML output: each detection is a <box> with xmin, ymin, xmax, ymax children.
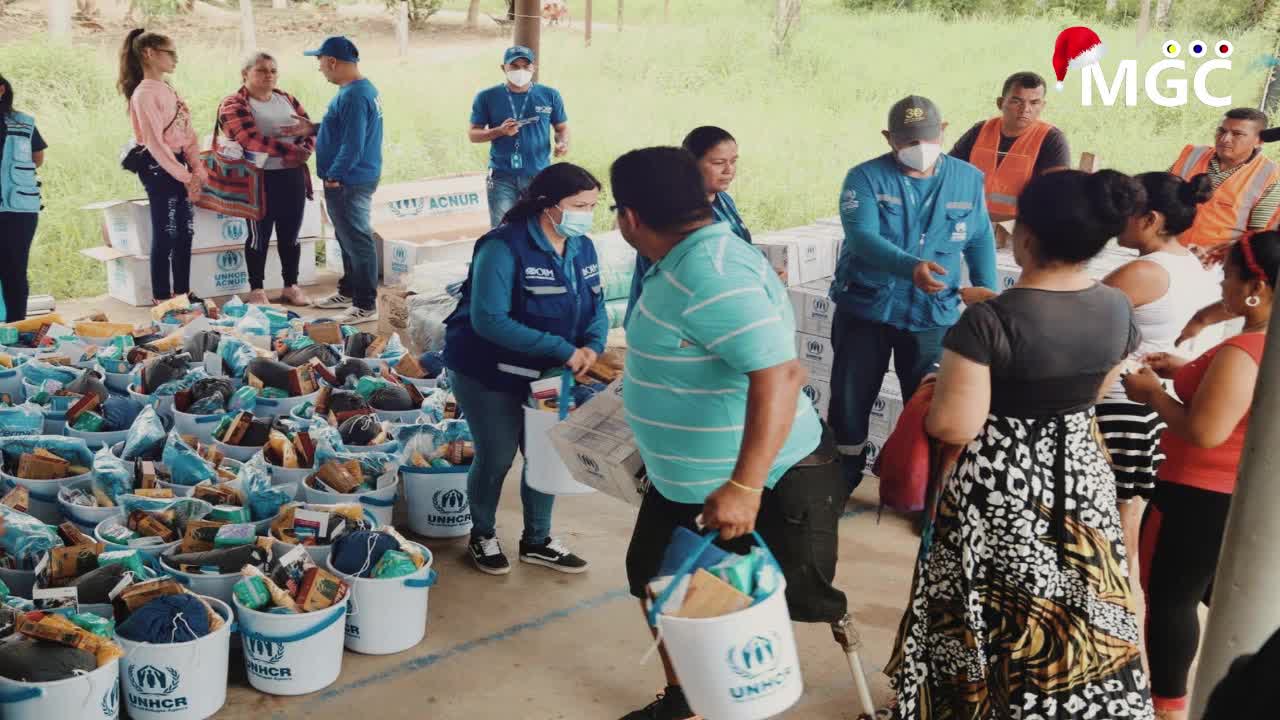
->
<box><xmin>712</xmin><ymin>198</ymin><xmax>745</xmax><ymax>238</ymax></box>
<box><xmin>506</xmin><ymin>88</ymin><xmax>532</xmax><ymax>154</ymax></box>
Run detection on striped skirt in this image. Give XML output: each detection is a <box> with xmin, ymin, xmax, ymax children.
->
<box><xmin>1096</xmin><ymin>399</ymin><xmax>1166</xmax><ymax>501</ymax></box>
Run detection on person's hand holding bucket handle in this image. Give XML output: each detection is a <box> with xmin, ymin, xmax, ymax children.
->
<box><xmin>564</xmin><ymin>347</ymin><xmax>596</xmax><ymax>375</ymax></box>
<box><xmin>700</xmin><ymin>476</ymin><xmax>764</xmax><ymax>540</ymax></box>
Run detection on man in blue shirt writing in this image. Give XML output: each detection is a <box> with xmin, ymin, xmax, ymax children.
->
<box><xmin>469</xmin><ymin>46</ymin><xmax>570</xmax><ymax>227</ymax></box>
<box><xmin>830</xmin><ymin>95</ymin><xmax>997</xmax><ymax>493</ymax></box>
<box><xmin>284</xmin><ymin>35</ymin><xmax>384</xmax><ymax>324</ymax></box>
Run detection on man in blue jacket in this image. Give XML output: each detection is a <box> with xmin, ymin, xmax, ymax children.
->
<box><xmin>830</xmin><ymin>95</ymin><xmax>997</xmax><ymax>493</ymax></box>
<box><xmin>469</xmin><ymin>46</ymin><xmax>570</xmax><ymax>227</ymax></box>
<box><xmin>285</xmin><ymin>35</ymin><xmax>384</xmax><ymax>324</ymax></box>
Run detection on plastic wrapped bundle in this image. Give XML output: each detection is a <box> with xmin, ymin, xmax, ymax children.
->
<box><xmin>279</xmin><ymin>342</ymin><xmax>339</xmax><ymax>368</ymax></box>
<box><xmin>335</xmin><ymin>359</ymin><xmax>373</xmax><ymax>387</ymax></box>
<box><xmin>121</xmin><ymin>406</ymin><xmax>167</xmax><ymax>461</ymax></box>
<box><xmin>91</xmin><ymin>445</ymin><xmax>134</xmax><ymax>504</ymax></box>
<box><xmin>339</xmin><ymin>414</ymin><xmax>382</xmax><ymax>446</ymax></box>
<box><xmin>102</xmin><ymin>395</ymin><xmax>145</xmax><ymax>432</ymax></box>
<box><xmin>0</xmin><ymin>504</ymin><xmax>63</xmax><ymax>568</ymax></box>
<box><xmin>184</xmin><ymin>330</ymin><xmax>222</xmax><ymax>360</ymax></box>
<box><xmin>141</xmin><ymin>354</ymin><xmax>189</xmax><ymax>393</ymax></box>
<box><xmin>218</xmin><ymin>337</ymin><xmax>255</xmax><ymax>378</ymax></box>
<box><xmin>160</xmin><ymin>432</ymin><xmax>218</xmax><ymax>486</ymax></box>
<box><xmin>343</xmin><ymin>333</ymin><xmax>375</xmax><ymax>359</ymax></box>
<box><xmin>246</xmin><ymin>357</ymin><xmax>294</xmax><ymax>393</ymax></box>
<box><xmin>368</xmin><ymin>384</ymin><xmax>413</xmax><ymax>411</ymax></box>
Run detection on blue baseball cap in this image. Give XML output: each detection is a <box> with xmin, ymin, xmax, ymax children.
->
<box><xmin>304</xmin><ymin>36</ymin><xmax>360</xmax><ymax>63</ymax></box>
<box><xmin>503</xmin><ymin>45</ymin><xmax>536</xmax><ymax>65</ymax></box>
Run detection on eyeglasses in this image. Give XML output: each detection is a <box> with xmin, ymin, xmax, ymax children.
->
<box><xmin>156</xmin><ymin>48</ymin><xmax>178</xmax><ymax>59</ymax></box>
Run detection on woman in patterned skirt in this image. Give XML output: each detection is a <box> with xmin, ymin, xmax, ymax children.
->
<box><xmin>887</xmin><ymin>169</ymin><xmax>1154</xmax><ymax>719</ymax></box>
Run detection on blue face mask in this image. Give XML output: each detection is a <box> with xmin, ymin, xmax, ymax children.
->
<box><xmin>550</xmin><ymin>206</ymin><xmax>593</xmax><ymax>237</ymax></box>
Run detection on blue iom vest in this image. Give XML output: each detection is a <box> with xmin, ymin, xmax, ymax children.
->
<box><xmin>444</xmin><ymin>220</ymin><xmax>602</xmax><ymax>394</ymax></box>
<box><xmin>1</xmin><ymin>112</ymin><xmax>41</xmax><ymax>214</ymax></box>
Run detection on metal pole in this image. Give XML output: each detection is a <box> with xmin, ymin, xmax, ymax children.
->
<box><xmin>513</xmin><ymin>0</ymin><xmax>541</xmax><ymax>80</ymax></box>
<box><xmin>397</xmin><ymin>1</ymin><xmax>409</xmax><ymax>57</ymax></box>
<box><xmin>238</xmin><ymin>0</ymin><xmax>257</xmax><ymax>54</ymax></box>
<box><xmin>48</xmin><ymin>0</ymin><xmax>72</xmax><ymax>43</ymax></box>
<box><xmin>1190</xmin><ymin>308</ymin><xmax>1280</xmax><ymax>718</ymax></box>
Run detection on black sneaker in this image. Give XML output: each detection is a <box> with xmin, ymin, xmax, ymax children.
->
<box><xmin>468</xmin><ymin>535</ymin><xmax>510</xmax><ymax>575</ymax></box>
<box><xmin>518</xmin><ymin>537</ymin><xmax>588</xmax><ymax>574</ymax></box>
<box><xmin>620</xmin><ymin>687</ymin><xmax>697</xmax><ymax>720</ymax></box>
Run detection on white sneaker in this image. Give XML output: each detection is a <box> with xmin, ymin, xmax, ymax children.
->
<box><xmin>334</xmin><ymin>306</ymin><xmax>378</xmax><ymax>325</ymax></box>
<box><xmin>311</xmin><ymin>292</ymin><xmax>352</xmax><ymax>309</ymax></box>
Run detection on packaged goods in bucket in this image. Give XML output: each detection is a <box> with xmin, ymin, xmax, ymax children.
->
<box><xmin>0</xmin><ymin>402</ymin><xmax>42</xmax><ymax>437</ymax></box>
<box><xmin>99</xmin><ymin>496</ymin><xmax>214</xmax><ymax>551</ymax></box>
<box><xmin>227</xmin><ymin>454</ymin><xmax>298</xmax><ymax>522</ymax></box>
<box><xmin>1</xmin><ymin>436</ymin><xmax>94</xmax><ymax>481</ymax></box>
<box><xmin>342</xmin><ymin>331</ymin><xmax>406</xmax><ymax>365</ymax></box>
<box><xmin>212</xmin><ymin>410</ymin><xmax>273</xmax><ymax>451</ymax></box>
<box><xmin>234</xmin><ymin>542</ymin><xmax>350</xmax><ymax>613</ymax></box>
<box><xmin>159</xmin><ymin>432</ymin><xmax>224</xmax><ymax>487</ymax></box>
<box><xmin>354</xmin><ymin>372</ymin><xmax>426</xmax><ymax>416</ymax></box>
<box><xmin>243</xmin><ymin>356</ymin><xmax>321</xmax><ymax>404</ymax></box>
<box><xmin>273</xmin><ymin>329</ymin><xmax>341</xmax><ymax>369</ymax></box>
<box><xmin>120</xmin><ymin>406</ymin><xmax>169</xmax><ymax>462</ymax></box>
<box><xmin>393</xmin><ymin>351</ymin><xmax>445</xmax><ymax>384</ymax></box>
<box><xmin>329</xmin><ymin>527</ymin><xmax>426</xmax><ymax>580</ymax></box>
<box><xmin>0</xmin><ymin>609</ymin><xmax>124</xmax><ymax>683</ymax></box>
<box><xmin>163</xmin><ymin>535</ymin><xmax>272</xmax><ymax>577</ymax></box>
<box><xmin>173</xmin><ymin>376</ymin><xmax>246</xmax><ymax>416</ymax></box>
<box><xmin>337</xmin><ymin>413</ymin><xmax>395</xmax><ymax>450</ymax></box>
<box><xmin>32</xmin><ymin>542</ymin><xmax>159</xmax><ymax>615</ymax></box>
<box><xmin>304</xmin><ymin>442</ymin><xmax>398</xmax><ymax>496</ymax></box>
<box><xmin>0</xmin><ymin>315</ymin><xmax>74</xmax><ymax>354</ymax></box>
<box><xmin>398</xmin><ymin>418</ymin><xmax>473</xmax><ymax>470</ymax></box>
<box><xmin>269</xmin><ymin>502</ymin><xmax>372</xmax><ymax>554</ymax></box>
<box><xmin>113</xmin><ymin>576</ymin><xmax>224</xmax><ymax>643</ymax></box>
<box><xmin>0</xmin><ymin>504</ymin><xmax>64</xmax><ymax>572</ymax></box>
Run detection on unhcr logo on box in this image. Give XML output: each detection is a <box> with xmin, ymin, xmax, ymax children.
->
<box><xmin>577</xmin><ymin>453</ymin><xmax>602</xmax><ymax>476</ymax></box>
<box><xmin>221</xmin><ymin>220</ymin><xmax>246</xmax><ymax>243</ymax></box>
<box><xmin>215</xmin><ymin>250</ymin><xmax>248</xmax><ymax>291</ymax></box>
<box><xmin>392</xmin><ymin>244</ymin><xmax>411</xmax><ymax>274</ymax></box>
<box><xmin>726</xmin><ymin>633</ymin><xmax>795</xmax><ymax>702</ymax></box>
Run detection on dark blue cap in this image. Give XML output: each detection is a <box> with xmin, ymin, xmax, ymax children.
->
<box><xmin>304</xmin><ymin>36</ymin><xmax>359</xmax><ymax>63</ymax></box>
<box><xmin>503</xmin><ymin>45</ymin><xmax>535</xmax><ymax>65</ymax></box>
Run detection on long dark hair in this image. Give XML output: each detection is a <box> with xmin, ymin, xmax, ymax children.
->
<box><xmin>682</xmin><ymin>126</ymin><xmax>735</xmax><ymax>160</ymax></box>
<box><xmin>501</xmin><ymin>163</ymin><xmax>602</xmax><ymax>225</ymax></box>
<box><xmin>0</xmin><ymin>74</ymin><xmax>12</xmax><ymax>118</ymax></box>
<box><xmin>118</xmin><ymin>28</ymin><xmax>173</xmax><ymax>104</ymax></box>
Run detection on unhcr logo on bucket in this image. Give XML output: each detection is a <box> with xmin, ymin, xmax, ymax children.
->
<box><xmin>429</xmin><ymin>488</ymin><xmax>471</xmax><ymax>527</ymax></box>
<box><xmin>101</xmin><ymin>683</ymin><xmax>119</xmax><ymax>717</ymax></box>
<box><xmin>726</xmin><ymin>633</ymin><xmax>795</xmax><ymax>703</ymax></box>
<box><xmin>244</xmin><ymin>635</ymin><xmax>291</xmax><ymax>679</ymax></box>
<box><xmin>128</xmin><ymin>664</ymin><xmax>190</xmax><ymax>712</ymax></box>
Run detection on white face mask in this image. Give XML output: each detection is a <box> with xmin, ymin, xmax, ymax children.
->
<box><xmin>897</xmin><ymin>142</ymin><xmax>942</xmax><ymax>172</ymax></box>
<box><xmin>506</xmin><ymin>69</ymin><xmax>533</xmax><ymax>88</ymax></box>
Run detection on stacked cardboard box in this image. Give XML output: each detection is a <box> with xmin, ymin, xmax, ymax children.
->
<box><xmin>755</xmin><ymin>223</ymin><xmax>844</xmax><ymax>287</ymax></box>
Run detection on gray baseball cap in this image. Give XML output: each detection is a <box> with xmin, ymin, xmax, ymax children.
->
<box><xmin>888</xmin><ymin>95</ymin><xmax>943</xmax><ymax>142</ymax></box>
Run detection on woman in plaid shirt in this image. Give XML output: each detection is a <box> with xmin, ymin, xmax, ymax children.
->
<box><xmin>218</xmin><ymin>52</ymin><xmax>315</xmax><ymax>306</ymax></box>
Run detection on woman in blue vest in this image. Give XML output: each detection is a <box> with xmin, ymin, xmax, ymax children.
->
<box><xmin>444</xmin><ymin>162</ymin><xmax>605</xmax><ymax>576</ymax></box>
<box><xmin>0</xmin><ymin>74</ymin><xmax>47</xmax><ymax>322</ymax></box>
<box><xmin>626</xmin><ymin>126</ymin><xmax>751</xmax><ymax>322</ymax></box>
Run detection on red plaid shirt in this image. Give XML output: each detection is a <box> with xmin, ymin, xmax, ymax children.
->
<box><xmin>217</xmin><ymin>87</ymin><xmax>315</xmax><ymax>168</ymax></box>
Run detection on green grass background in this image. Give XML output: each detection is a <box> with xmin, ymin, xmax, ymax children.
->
<box><xmin>1</xmin><ymin>0</ymin><xmax>1274</xmax><ymax>298</ymax></box>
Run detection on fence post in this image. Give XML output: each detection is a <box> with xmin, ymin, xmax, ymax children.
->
<box><xmin>397</xmin><ymin>1</ymin><xmax>409</xmax><ymax>56</ymax></box>
<box><xmin>239</xmin><ymin>0</ymin><xmax>257</xmax><ymax>53</ymax></box>
<box><xmin>48</xmin><ymin>0</ymin><xmax>72</xmax><ymax>44</ymax></box>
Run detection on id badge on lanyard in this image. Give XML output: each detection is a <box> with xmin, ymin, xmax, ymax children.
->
<box><xmin>507</xmin><ymin>89</ymin><xmax>532</xmax><ymax>170</ymax></box>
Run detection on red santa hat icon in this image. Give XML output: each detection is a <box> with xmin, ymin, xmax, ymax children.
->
<box><xmin>1052</xmin><ymin>26</ymin><xmax>1106</xmax><ymax>90</ymax></box>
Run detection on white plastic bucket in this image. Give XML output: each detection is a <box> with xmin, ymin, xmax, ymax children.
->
<box><xmin>21</xmin><ymin>379</ymin><xmax>69</xmax><ymax>435</ymax></box>
<box><xmin>401</xmin><ymin>465</ymin><xmax>471</xmax><ymax>538</ymax></box>
<box><xmin>171</xmin><ymin>409</ymin><xmax>225</xmax><ymax>445</ymax></box>
<box><xmin>116</xmin><ymin>596</ymin><xmax>232</xmax><ymax>720</ymax></box>
<box><xmin>344</xmin><ymin>439</ymin><xmax>400</xmax><ymax>455</ymax></box>
<box><xmin>393</xmin><ymin>373</ymin><xmax>437</xmax><ymax>392</ymax></box>
<box><xmin>0</xmin><ymin>656</ymin><xmax>120</xmax><ymax>720</ymax></box>
<box><xmin>523</xmin><ymin>407</ymin><xmax>594</xmax><ymax>495</ymax></box>
<box><xmin>373</xmin><ymin>407</ymin><xmax>423</xmax><ymax>425</ymax></box>
<box><xmin>265</xmin><ymin>462</ymin><xmax>312</xmax><ymax>489</ymax></box>
<box><xmin>209</xmin><ymin>439</ymin><xmax>264</xmax><ymax>463</ymax></box>
<box><xmin>253</xmin><ymin>390</ymin><xmax>321</xmax><ymax>420</ymax></box>
<box><xmin>0</xmin><ymin>365</ymin><xmax>24</xmax><ymax>402</ymax></box>
<box><xmin>1</xmin><ymin>470</ymin><xmax>89</xmax><ymax>524</ymax></box>
<box><xmin>129</xmin><ymin>385</ymin><xmax>175</xmax><ymax>420</ymax></box>
<box><xmin>1</xmin><ymin>343</ymin><xmax>43</xmax><ymax>357</ymax></box>
<box><xmin>271</xmin><ymin>505</ymin><xmax>379</xmax><ymax>566</ymax></box>
<box><xmin>159</xmin><ymin>556</ymin><xmax>241</xmax><ymax>608</ymax></box>
<box><xmin>58</xmin><ymin>478</ymin><xmax>118</xmax><ymax>534</ymax></box>
<box><xmin>650</xmin><ymin>533</ymin><xmax>802</xmax><ymax>720</ymax></box>
<box><xmin>0</xmin><ymin>567</ymin><xmax>35</xmax><ymax>599</ymax></box>
<box><xmin>64</xmin><ymin>423</ymin><xmax>130</xmax><ymax>451</ymax></box>
<box><xmin>326</xmin><ymin>542</ymin><xmax>436</xmax><ymax>655</ymax></box>
<box><xmin>233</xmin><ymin>593</ymin><xmax>349</xmax><ymax>696</ymax></box>
<box><xmin>96</xmin><ymin>514</ymin><xmax>180</xmax><ymax>561</ymax></box>
<box><xmin>301</xmin><ymin>474</ymin><xmax>399</xmax><ymax>527</ymax></box>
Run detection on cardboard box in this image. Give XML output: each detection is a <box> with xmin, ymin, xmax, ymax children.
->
<box><xmin>85</xmin><ymin>196</ymin><xmax>321</xmax><ymax>257</ymax></box>
<box><xmin>870</xmin><ymin>381</ymin><xmax>904</xmax><ymax>440</ymax></box>
<box><xmin>757</xmin><ymin>233</ymin><xmax>838</xmax><ymax>287</ymax></box>
<box><xmin>789</xmin><ymin>278</ymin><xmax>836</xmax><ymax>337</ymax></box>
<box><xmin>376</xmin><ymin>287</ymin><xmax>415</xmax><ymax>347</ymax></box>
<box><xmin>368</xmin><ymin>174</ymin><xmax>488</xmax><ymax>226</ymax></box>
<box><xmin>382</xmin><ymin>231</ymin><xmax>478</xmax><ymax>287</ymax></box>
<box><xmin>325</xmin><ymin>234</ymin><xmax>385</xmax><ymax>279</ymax></box>
<box><xmin>80</xmin><ymin>199</ymin><xmax>152</xmax><ymax>257</ymax></box>
<box><xmin>547</xmin><ymin>381</ymin><xmax>649</xmax><ymax>507</ymax></box>
<box><xmin>82</xmin><ymin>239</ymin><xmax>317</xmax><ymax>306</ymax></box>
<box><xmin>795</xmin><ymin>331</ymin><xmax>835</xmax><ymax>381</ymax></box>
<box><xmin>800</xmin><ymin>376</ymin><xmax>832</xmax><ymax>419</ymax></box>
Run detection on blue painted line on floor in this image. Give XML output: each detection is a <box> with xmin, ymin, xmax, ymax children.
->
<box><xmin>315</xmin><ymin>504</ymin><xmax>875</xmax><ymax>702</ymax></box>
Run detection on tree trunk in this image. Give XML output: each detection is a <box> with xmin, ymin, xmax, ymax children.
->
<box><xmin>514</xmin><ymin>0</ymin><xmax>541</xmax><ymax>79</ymax></box>
<box><xmin>772</xmin><ymin>0</ymin><xmax>801</xmax><ymax>57</ymax></box>
<box><xmin>664</xmin><ymin>0</ymin><xmax>669</xmax><ymax>22</ymax></box>
<box><xmin>1154</xmin><ymin>0</ymin><xmax>1173</xmax><ymax>28</ymax></box>
<box><xmin>465</xmin><ymin>0</ymin><xmax>480</xmax><ymax>27</ymax></box>
<box><xmin>585</xmin><ymin>0</ymin><xmax>592</xmax><ymax>46</ymax></box>
<box><xmin>617</xmin><ymin>0</ymin><xmax>622</xmax><ymax>32</ymax></box>
<box><xmin>1137</xmin><ymin>0</ymin><xmax>1151</xmax><ymax>42</ymax></box>
<box><xmin>1106</xmin><ymin>0</ymin><xmax>1118</xmax><ymax>13</ymax></box>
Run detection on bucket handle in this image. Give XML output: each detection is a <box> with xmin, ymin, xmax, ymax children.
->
<box><xmin>646</xmin><ymin>530</ymin><xmax>780</xmax><ymax>628</ymax></box>
<box><xmin>239</xmin><ymin>601</ymin><xmax>346</xmax><ymax>645</ymax></box>
<box><xmin>359</xmin><ymin>494</ymin><xmax>395</xmax><ymax>508</ymax></box>
<box><xmin>405</xmin><ymin>568</ymin><xmax>438</xmax><ymax>589</ymax></box>
<box><xmin>558</xmin><ymin>369</ymin><xmax>573</xmax><ymax>422</ymax></box>
<box><xmin>0</xmin><ymin>687</ymin><xmax>43</xmax><ymax>704</ymax></box>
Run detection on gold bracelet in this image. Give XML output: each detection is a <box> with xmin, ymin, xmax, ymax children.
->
<box><xmin>728</xmin><ymin>480</ymin><xmax>763</xmax><ymax>494</ymax></box>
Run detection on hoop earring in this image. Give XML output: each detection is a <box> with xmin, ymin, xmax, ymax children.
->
<box><xmin>1246</xmin><ymin>296</ymin><xmax>1261</xmax><ymax>307</ymax></box>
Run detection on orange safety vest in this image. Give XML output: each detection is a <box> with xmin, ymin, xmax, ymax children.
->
<box><xmin>969</xmin><ymin>118</ymin><xmax>1053</xmax><ymax>217</ymax></box>
<box><xmin>1172</xmin><ymin>144</ymin><xmax>1280</xmax><ymax>248</ymax></box>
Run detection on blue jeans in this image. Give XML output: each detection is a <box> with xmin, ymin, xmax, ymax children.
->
<box><xmin>829</xmin><ymin>308</ymin><xmax>947</xmax><ymax>493</ymax></box>
<box><xmin>324</xmin><ymin>182</ymin><xmax>378</xmax><ymax>310</ymax></box>
<box><xmin>486</xmin><ymin>171</ymin><xmax>534</xmax><ymax>228</ymax></box>
<box><xmin>450</xmin><ymin>370</ymin><xmax>554</xmax><ymax>543</ymax></box>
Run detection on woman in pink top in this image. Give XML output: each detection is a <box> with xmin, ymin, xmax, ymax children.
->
<box><xmin>117</xmin><ymin>28</ymin><xmax>206</xmax><ymax>304</ymax></box>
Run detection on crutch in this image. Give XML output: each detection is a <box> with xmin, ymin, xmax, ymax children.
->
<box><xmin>831</xmin><ymin>612</ymin><xmax>877</xmax><ymax>719</ymax></box>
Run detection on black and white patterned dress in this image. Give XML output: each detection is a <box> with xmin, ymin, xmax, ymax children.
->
<box><xmin>886</xmin><ymin>287</ymin><xmax>1154</xmax><ymax>720</ymax></box>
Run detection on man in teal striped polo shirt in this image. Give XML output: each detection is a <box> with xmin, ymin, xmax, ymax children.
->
<box><xmin>610</xmin><ymin>147</ymin><xmax>848</xmax><ymax>720</ymax></box>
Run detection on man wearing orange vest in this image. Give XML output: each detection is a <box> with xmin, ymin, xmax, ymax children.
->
<box><xmin>1170</xmin><ymin>108</ymin><xmax>1280</xmax><ymax>261</ymax></box>
<box><xmin>950</xmin><ymin>71</ymin><xmax>1071</xmax><ymax>223</ymax></box>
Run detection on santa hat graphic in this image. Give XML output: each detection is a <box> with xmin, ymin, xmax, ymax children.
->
<box><xmin>1052</xmin><ymin>26</ymin><xmax>1105</xmax><ymax>90</ymax></box>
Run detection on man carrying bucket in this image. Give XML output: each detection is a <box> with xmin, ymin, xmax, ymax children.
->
<box><xmin>611</xmin><ymin>147</ymin><xmax>848</xmax><ymax>720</ymax></box>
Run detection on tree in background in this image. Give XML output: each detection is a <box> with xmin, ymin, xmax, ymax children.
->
<box><xmin>467</xmin><ymin>0</ymin><xmax>481</xmax><ymax>27</ymax></box>
<box><xmin>1154</xmin><ymin>0</ymin><xmax>1173</xmax><ymax>28</ymax></box>
<box><xmin>773</xmin><ymin>0</ymin><xmax>802</xmax><ymax>56</ymax></box>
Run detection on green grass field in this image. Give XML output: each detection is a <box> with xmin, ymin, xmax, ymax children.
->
<box><xmin>1</xmin><ymin>0</ymin><xmax>1273</xmax><ymax>299</ymax></box>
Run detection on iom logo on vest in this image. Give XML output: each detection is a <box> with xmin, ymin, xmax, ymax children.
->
<box><xmin>244</xmin><ymin>635</ymin><xmax>291</xmax><ymax>679</ymax></box>
<box><xmin>128</xmin><ymin>665</ymin><xmax>189</xmax><ymax>712</ymax></box>
<box><xmin>429</xmin><ymin>488</ymin><xmax>471</xmax><ymax>527</ymax></box>
<box><xmin>726</xmin><ymin>633</ymin><xmax>796</xmax><ymax>702</ymax></box>
<box><xmin>1054</xmin><ymin>26</ymin><xmax>1233</xmax><ymax>107</ymax></box>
